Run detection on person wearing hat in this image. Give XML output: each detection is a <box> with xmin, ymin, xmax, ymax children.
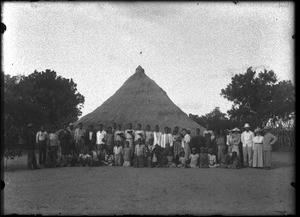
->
<box><xmin>25</xmin><ymin>123</ymin><xmax>40</xmax><ymax>170</ymax></box>
<box><xmin>231</xmin><ymin>128</ymin><xmax>241</xmax><ymax>157</ymax></box>
<box><xmin>262</xmin><ymin>126</ymin><xmax>277</xmax><ymax>170</ymax></box>
<box><xmin>241</xmin><ymin>123</ymin><xmax>254</xmax><ymax>167</ymax></box>
<box><xmin>252</xmin><ymin>127</ymin><xmax>264</xmax><ymax>168</ymax></box>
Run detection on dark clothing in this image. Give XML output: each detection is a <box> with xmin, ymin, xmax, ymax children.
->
<box><xmin>58</xmin><ymin>130</ymin><xmax>72</xmax><ymax>155</ymax></box>
<box><xmin>191</xmin><ymin>135</ymin><xmax>204</xmax><ymax>153</ymax></box>
<box><xmin>85</xmin><ymin>130</ymin><xmax>97</xmax><ymax>151</ymax></box>
<box><xmin>27</xmin><ymin>150</ymin><xmax>38</xmax><ymax>169</ymax></box>
<box><xmin>204</xmin><ymin>133</ymin><xmax>212</xmax><ymax>149</ymax></box>
<box><xmin>25</xmin><ymin>129</ymin><xmax>38</xmax><ymax>169</ymax></box>
<box><xmin>38</xmin><ymin>140</ymin><xmax>47</xmax><ymax>164</ymax></box>
<box><xmin>199</xmin><ymin>153</ymin><xmax>209</xmax><ymax>168</ymax></box>
<box><xmin>25</xmin><ymin>129</ymin><xmax>36</xmax><ymax>150</ymax></box>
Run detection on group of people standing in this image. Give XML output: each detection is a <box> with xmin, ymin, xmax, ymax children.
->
<box><xmin>24</xmin><ymin>122</ymin><xmax>277</xmax><ymax>170</ymax></box>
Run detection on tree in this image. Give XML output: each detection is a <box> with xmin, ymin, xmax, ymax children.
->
<box><xmin>189</xmin><ymin>107</ymin><xmax>238</xmax><ymax>132</ymax></box>
<box><xmin>221</xmin><ymin>67</ymin><xmax>295</xmax><ymax>128</ymax></box>
<box><xmin>3</xmin><ymin>69</ymin><xmax>85</xmax><ymax>154</ymax></box>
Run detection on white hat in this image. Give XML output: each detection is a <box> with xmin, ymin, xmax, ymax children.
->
<box><xmin>231</xmin><ymin>127</ymin><xmax>240</xmax><ymax>132</ymax></box>
<box><xmin>244</xmin><ymin>123</ymin><xmax>250</xmax><ymax>128</ymax></box>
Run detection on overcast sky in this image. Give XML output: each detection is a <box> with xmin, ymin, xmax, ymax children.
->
<box><xmin>2</xmin><ymin>2</ymin><xmax>294</xmax><ymax>118</ymax></box>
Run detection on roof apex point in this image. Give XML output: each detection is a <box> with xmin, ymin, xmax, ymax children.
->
<box><xmin>136</xmin><ymin>65</ymin><xmax>145</xmax><ymax>73</ymax></box>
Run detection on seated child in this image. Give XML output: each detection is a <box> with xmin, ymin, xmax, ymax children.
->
<box><xmin>152</xmin><ymin>144</ymin><xmax>161</xmax><ymax>168</ymax></box>
<box><xmin>177</xmin><ymin>148</ymin><xmax>187</xmax><ymax>168</ymax></box>
<box><xmin>122</xmin><ymin>141</ymin><xmax>131</xmax><ymax>167</ymax></box>
<box><xmin>165</xmin><ymin>143</ymin><xmax>176</xmax><ymax>167</ymax></box>
<box><xmin>208</xmin><ymin>148</ymin><xmax>218</xmax><ymax>168</ymax></box>
<box><xmin>91</xmin><ymin>145</ymin><xmax>100</xmax><ymax>166</ymax></box>
<box><xmin>199</xmin><ymin>147</ymin><xmax>209</xmax><ymax>168</ymax></box>
<box><xmin>113</xmin><ymin>141</ymin><xmax>123</xmax><ymax>166</ymax></box>
<box><xmin>189</xmin><ymin>147</ymin><xmax>199</xmax><ymax>168</ymax></box>
<box><xmin>219</xmin><ymin>148</ymin><xmax>230</xmax><ymax>168</ymax></box>
<box><xmin>78</xmin><ymin>148</ymin><xmax>92</xmax><ymax>166</ymax></box>
<box><xmin>102</xmin><ymin>149</ymin><xmax>114</xmax><ymax>166</ymax></box>
<box><xmin>228</xmin><ymin>151</ymin><xmax>241</xmax><ymax>169</ymax></box>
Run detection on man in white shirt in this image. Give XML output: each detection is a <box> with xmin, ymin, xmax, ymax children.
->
<box><xmin>153</xmin><ymin>125</ymin><xmax>162</xmax><ymax>147</ymax></box>
<box><xmin>181</xmin><ymin>128</ymin><xmax>191</xmax><ymax>161</ymax></box>
<box><xmin>241</xmin><ymin>123</ymin><xmax>254</xmax><ymax>167</ymax></box>
<box><xmin>134</xmin><ymin>124</ymin><xmax>145</xmax><ymax>142</ymax></box>
<box><xmin>161</xmin><ymin>127</ymin><xmax>170</xmax><ymax>149</ymax></box>
<box><xmin>96</xmin><ymin>124</ymin><xmax>107</xmax><ymax>154</ymax></box>
<box><xmin>36</xmin><ymin>125</ymin><xmax>48</xmax><ymax>165</ymax></box>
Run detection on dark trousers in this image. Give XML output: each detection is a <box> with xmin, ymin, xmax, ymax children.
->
<box><xmin>38</xmin><ymin>141</ymin><xmax>47</xmax><ymax>164</ymax></box>
<box><xmin>27</xmin><ymin>149</ymin><xmax>38</xmax><ymax>169</ymax></box>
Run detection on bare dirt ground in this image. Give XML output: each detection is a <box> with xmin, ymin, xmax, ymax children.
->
<box><xmin>3</xmin><ymin>150</ymin><xmax>295</xmax><ymax>215</ymax></box>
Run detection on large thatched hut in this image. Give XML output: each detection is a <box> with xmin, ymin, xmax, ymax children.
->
<box><xmin>76</xmin><ymin>66</ymin><xmax>206</xmax><ymax>135</ymax></box>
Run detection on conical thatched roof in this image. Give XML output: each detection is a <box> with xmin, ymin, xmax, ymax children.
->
<box><xmin>76</xmin><ymin>66</ymin><xmax>206</xmax><ymax>135</ymax></box>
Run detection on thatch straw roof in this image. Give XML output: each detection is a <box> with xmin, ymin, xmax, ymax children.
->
<box><xmin>76</xmin><ymin>66</ymin><xmax>206</xmax><ymax>135</ymax></box>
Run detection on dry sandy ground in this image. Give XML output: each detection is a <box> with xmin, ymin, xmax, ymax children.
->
<box><xmin>3</xmin><ymin>151</ymin><xmax>295</xmax><ymax>215</ymax></box>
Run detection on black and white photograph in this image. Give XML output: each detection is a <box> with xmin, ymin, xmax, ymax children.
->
<box><xmin>2</xmin><ymin>1</ymin><xmax>295</xmax><ymax>215</ymax></box>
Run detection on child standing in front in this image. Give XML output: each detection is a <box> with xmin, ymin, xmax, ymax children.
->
<box><xmin>113</xmin><ymin>140</ymin><xmax>123</xmax><ymax>166</ymax></box>
<box><xmin>122</xmin><ymin>141</ymin><xmax>131</xmax><ymax>167</ymax></box>
<box><xmin>177</xmin><ymin>148</ymin><xmax>186</xmax><ymax>168</ymax></box>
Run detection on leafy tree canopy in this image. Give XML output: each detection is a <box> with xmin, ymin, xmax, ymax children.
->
<box><xmin>3</xmin><ymin>69</ymin><xmax>85</xmax><ymax>135</ymax></box>
<box><xmin>221</xmin><ymin>67</ymin><xmax>294</xmax><ymax>128</ymax></box>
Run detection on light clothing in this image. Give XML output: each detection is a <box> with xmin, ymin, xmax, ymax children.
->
<box><xmin>226</xmin><ymin>134</ymin><xmax>233</xmax><ymax>155</ymax></box>
<box><xmin>189</xmin><ymin>153</ymin><xmax>199</xmax><ymax>168</ymax></box>
<box><xmin>263</xmin><ymin>132</ymin><xmax>278</xmax><ymax>151</ymax></box>
<box><xmin>49</xmin><ymin>133</ymin><xmax>58</xmax><ymax>146</ymax></box>
<box><xmin>113</xmin><ymin>146</ymin><xmax>123</xmax><ymax>155</ymax></box>
<box><xmin>145</xmin><ymin>131</ymin><xmax>153</xmax><ymax>143</ymax></box>
<box><xmin>91</xmin><ymin>150</ymin><xmax>99</xmax><ymax>161</ymax></box>
<box><xmin>182</xmin><ymin>134</ymin><xmax>191</xmax><ymax>160</ymax></box>
<box><xmin>203</xmin><ymin>130</ymin><xmax>214</xmax><ymax>138</ymax></box>
<box><xmin>89</xmin><ymin>132</ymin><xmax>93</xmax><ymax>140</ymax></box>
<box><xmin>252</xmin><ymin>135</ymin><xmax>263</xmax><ymax>168</ymax></box>
<box><xmin>243</xmin><ymin>147</ymin><xmax>253</xmax><ymax>167</ymax></box>
<box><xmin>96</xmin><ymin>130</ymin><xmax>107</xmax><ymax>145</ymax></box>
<box><xmin>79</xmin><ymin>153</ymin><xmax>91</xmax><ymax>160</ymax></box>
<box><xmin>168</xmin><ymin>133</ymin><xmax>173</xmax><ymax>147</ymax></box>
<box><xmin>74</xmin><ymin>128</ymin><xmax>85</xmax><ymax>143</ymax></box>
<box><xmin>134</xmin><ymin>130</ymin><xmax>145</xmax><ymax>141</ymax></box>
<box><xmin>208</xmin><ymin>154</ymin><xmax>217</xmax><ymax>167</ymax></box>
<box><xmin>123</xmin><ymin>161</ymin><xmax>130</xmax><ymax>167</ymax></box>
<box><xmin>263</xmin><ymin>150</ymin><xmax>272</xmax><ymax>167</ymax></box>
<box><xmin>125</xmin><ymin>129</ymin><xmax>135</xmax><ymax>140</ymax></box>
<box><xmin>262</xmin><ymin>132</ymin><xmax>277</xmax><ymax>168</ymax></box>
<box><xmin>241</xmin><ymin>131</ymin><xmax>254</xmax><ymax>148</ymax></box>
<box><xmin>153</xmin><ymin>131</ymin><xmax>162</xmax><ymax>147</ymax></box>
<box><xmin>36</xmin><ymin>131</ymin><xmax>47</xmax><ymax>143</ymax></box>
<box><xmin>231</xmin><ymin>133</ymin><xmax>241</xmax><ymax>156</ymax></box>
<box><xmin>161</xmin><ymin>133</ymin><xmax>170</xmax><ymax>148</ymax></box>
